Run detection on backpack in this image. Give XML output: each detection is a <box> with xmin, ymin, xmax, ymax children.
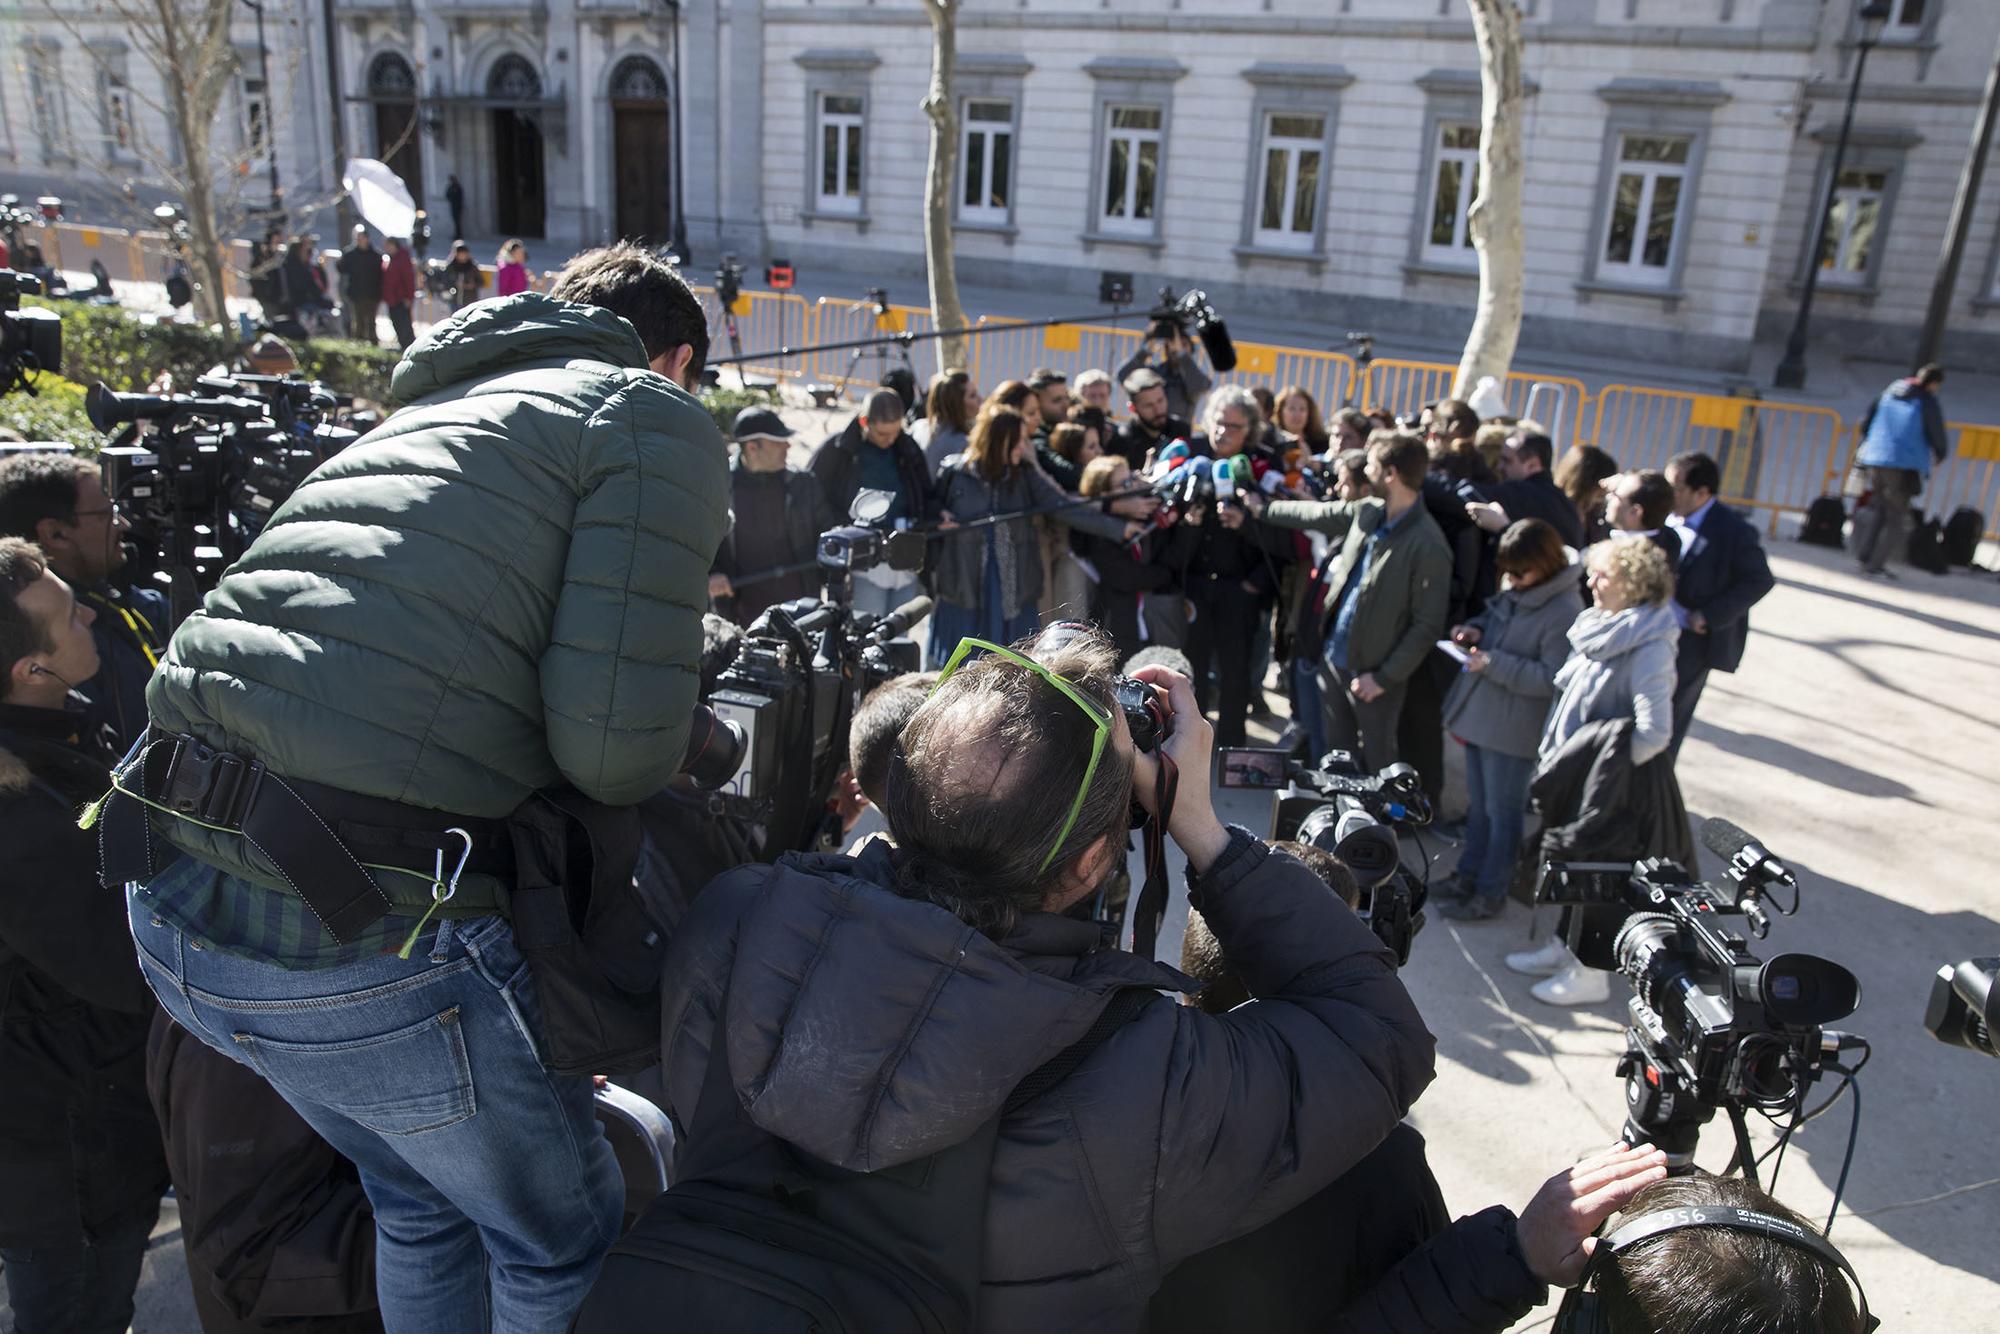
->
<box><xmin>1907</xmin><ymin>513</ymin><xmax>1950</xmax><ymax>575</ymax></box>
<box><xmin>1942</xmin><ymin>506</ymin><xmax>1984</xmax><ymax>567</ymax></box>
<box><xmin>1800</xmin><ymin>495</ymin><xmax>1846</xmax><ymax>549</ymax></box>
<box><xmin>573</xmin><ymin>987</ymin><xmax>1159</xmax><ymax>1334</ymax></box>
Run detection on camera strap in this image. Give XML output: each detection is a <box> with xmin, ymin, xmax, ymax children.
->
<box><xmin>1129</xmin><ymin>754</ymin><xmax>1178</xmax><ymax>961</ymax></box>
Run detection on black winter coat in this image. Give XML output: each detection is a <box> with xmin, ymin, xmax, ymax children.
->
<box><xmin>808</xmin><ymin>417</ymin><xmax>936</xmax><ymax>525</ymax></box>
<box><xmin>0</xmin><ymin>704</ymin><xmax>167</xmax><ymax>1248</ymax></box>
<box><xmin>147</xmin><ymin>1016</ymin><xmax>383</xmax><ymax>1334</ymax></box>
<box><xmin>711</xmin><ymin>464</ymin><xmax>837</xmax><ymax>626</ymax></box>
<box><xmin>1078</xmin><ymin>528</ymin><xmax>1177</xmax><ymax>661</ymax></box>
<box><xmin>659</xmin><ymin>832</ymin><xmax>1436</xmax><ymax>1332</ymax></box>
<box><xmin>1532</xmin><ymin>716</ymin><xmax>1695</xmax><ymax>970</ymax></box>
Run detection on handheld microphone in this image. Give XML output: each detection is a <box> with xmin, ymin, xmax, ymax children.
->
<box><xmin>1152</xmin><ymin>440</ymin><xmax>1190</xmax><ymax>474</ymax></box>
<box><xmin>1701</xmin><ymin>817</ymin><xmax>1797</xmax><ymax>889</ymax></box>
<box><xmin>1179</xmin><ymin>457</ymin><xmax>1213</xmax><ymax>510</ymax></box>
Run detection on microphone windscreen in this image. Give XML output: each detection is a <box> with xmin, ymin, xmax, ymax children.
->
<box><xmin>1157</xmin><ymin>440</ymin><xmax>1190</xmax><ymax>466</ymax></box>
<box><xmin>1123</xmin><ymin>645</ymin><xmax>1194</xmax><ymax>680</ymax></box>
<box><xmin>1230</xmin><ymin>456</ymin><xmax>1254</xmax><ymax>488</ymax></box>
<box><xmin>1198</xmin><ymin>316</ymin><xmax>1237</xmax><ymax>373</ymax></box>
<box><xmin>1701</xmin><ymin>817</ymin><xmax>1754</xmax><ymax>861</ymax></box>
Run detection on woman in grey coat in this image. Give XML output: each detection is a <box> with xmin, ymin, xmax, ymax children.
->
<box><xmin>1517</xmin><ymin>537</ymin><xmax>1679</xmax><ymax>1004</ymax></box>
<box><xmin>1437</xmin><ymin>520</ymin><xmax>1583</xmax><ymax>920</ymax></box>
<box><xmin>927</xmin><ymin>406</ymin><xmax>1135</xmax><ymax>663</ymax></box>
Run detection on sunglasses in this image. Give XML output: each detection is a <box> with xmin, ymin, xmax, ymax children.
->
<box><xmin>931</xmin><ymin>637</ymin><xmax>1111</xmax><ymax>876</ymax></box>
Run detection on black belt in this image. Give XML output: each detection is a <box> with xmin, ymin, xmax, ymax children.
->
<box><xmin>103</xmin><ymin>730</ymin><xmax>515</xmax><ymax>944</ymax></box>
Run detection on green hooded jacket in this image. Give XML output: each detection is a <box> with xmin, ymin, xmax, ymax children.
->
<box><xmin>145</xmin><ymin>293</ymin><xmax>730</xmax><ymax>912</ymax></box>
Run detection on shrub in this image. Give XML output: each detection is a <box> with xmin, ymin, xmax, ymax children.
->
<box><xmin>0</xmin><ymin>375</ymin><xmax>100</xmax><ymax>450</ymax></box>
<box><xmin>31</xmin><ymin>301</ymin><xmax>403</xmax><ymax>405</ymax></box>
<box><xmin>698</xmin><ymin>384</ymin><xmax>779</xmax><ymax>439</ymax></box>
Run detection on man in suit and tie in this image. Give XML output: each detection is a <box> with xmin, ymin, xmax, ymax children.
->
<box><xmin>1663</xmin><ymin>452</ymin><xmax>1774</xmax><ymax>763</ymax></box>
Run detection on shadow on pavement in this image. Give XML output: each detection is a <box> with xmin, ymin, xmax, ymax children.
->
<box><xmin>1690</xmin><ymin>722</ymin><xmax>1925</xmax><ymax>803</ymax></box>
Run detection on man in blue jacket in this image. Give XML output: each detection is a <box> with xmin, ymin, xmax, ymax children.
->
<box><xmin>1664</xmin><ymin>452</ymin><xmax>1774</xmax><ymax>764</ymax></box>
<box><xmin>1855</xmin><ymin>363</ymin><xmax>1949</xmax><ymax>578</ymax></box>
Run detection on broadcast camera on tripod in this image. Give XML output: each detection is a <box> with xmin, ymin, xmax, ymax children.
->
<box><xmin>84</xmin><ymin>371</ymin><xmax>363</xmax><ymax>620</ymax></box>
<box><xmin>693</xmin><ymin>500</ymin><xmax>932</xmax><ymax>860</ymax></box>
<box><xmin>1537</xmin><ymin>818</ymin><xmax>1867</xmax><ymax>1186</ymax></box>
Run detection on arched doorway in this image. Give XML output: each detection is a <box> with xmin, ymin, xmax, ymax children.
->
<box><xmin>610</xmin><ymin>57</ymin><xmax>671</xmax><ymax>246</ymax></box>
<box><xmin>368</xmin><ymin>53</ymin><xmax>424</xmax><ymax>208</ymax></box>
<box><xmin>488</xmin><ymin>55</ymin><xmax>546</xmax><ymax>239</ymax></box>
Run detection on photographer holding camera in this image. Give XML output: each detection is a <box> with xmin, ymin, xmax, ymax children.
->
<box><xmin>640</xmin><ymin>626</ymin><xmax>1434</xmax><ymax>1330</ymax></box>
<box><xmin>115</xmin><ymin>244</ymin><xmax>730</xmax><ymax>1333</ymax></box>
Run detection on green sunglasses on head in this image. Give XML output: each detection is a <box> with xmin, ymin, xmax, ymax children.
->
<box><xmin>930</xmin><ymin>637</ymin><xmax>1111</xmax><ymax>876</ymax></box>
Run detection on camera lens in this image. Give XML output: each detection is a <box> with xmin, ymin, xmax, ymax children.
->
<box><xmin>681</xmin><ymin>703</ymin><xmax>747</xmax><ymax>791</ymax></box>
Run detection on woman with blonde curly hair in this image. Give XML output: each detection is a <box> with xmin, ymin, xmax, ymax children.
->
<box><xmin>1516</xmin><ymin>536</ymin><xmax>1680</xmax><ymax>1005</ymax></box>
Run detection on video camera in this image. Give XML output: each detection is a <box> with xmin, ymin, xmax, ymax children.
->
<box><xmin>716</xmin><ymin>254</ymin><xmax>745</xmax><ymax>309</ymax></box>
<box><xmin>1220</xmin><ymin>746</ymin><xmax>1432</xmax><ymax>965</ymax></box>
<box><xmin>0</xmin><ymin>270</ymin><xmax>61</xmax><ymax>394</ymax></box>
<box><xmin>1538</xmin><ymin>818</ymin><xmax>1864</xmax><ymax>1168</ymax></box>
<box><xmin>697</xmin><ymin>499</ymin><xmax>930</xmax><ymax>858</ymax></box>
<box><xmin>85</xmin><ymin>370</ymin><xmax>362</xmax><ymax>611</ymax></box>
<box><xmin>1925</xmin><ymin>957</ymin><xmax>1997</xmax><ymax>1059</ymax></box>
<box><xmin>1151</xmin><ymin>287</ymin><xmax>1238</xmax><ymax>374</ymax></box>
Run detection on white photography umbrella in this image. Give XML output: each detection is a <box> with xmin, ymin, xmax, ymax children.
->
<box><xmin>341</xmin><ymin>158</ymin><xmax>418</xmax><ymax>240</ymax></box>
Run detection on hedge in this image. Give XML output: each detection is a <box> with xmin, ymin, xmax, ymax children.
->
<box><xmin>698</xmin><ymin>384</ymin><xmax>779</xmax><ymax>439</ymax></box>
<box><xmin>28</xmin><ymin>301</ymin><xmax>400</xmax><ymax>405</ymax></box>
<box><xmin>0</xmin><ymin>374</ymin><xmax>98</xmax><ymax>449</ymax></box>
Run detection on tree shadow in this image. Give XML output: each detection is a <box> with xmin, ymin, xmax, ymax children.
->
<box><xmin>1772</xmin><ymin>573</ymin><xmax>2000</xmax><ymax>645</ymax></box>
<box><xmin>1689</xmin><ymin>721</ymin><xmax>1926</xmax><ymax>803</ymax></box>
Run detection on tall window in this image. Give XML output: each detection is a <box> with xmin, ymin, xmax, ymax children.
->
<box><xmin>959</xmin><ymin>98</ymin><xmax>1013</xmax><ymax>226</ymax></box>
<box><xmin>1599</xmin><ymin>134</ymin><xmax>1690</xmax><ymax>286</ymax></box>
<box><xmin>1425</xmin><ymin>122</ymin><xmax>1480</xmax><ymax>262</ymax></box>
<box><xmin>1886</xmin><ymin>0</ymin><xmax>1927</xmax><ymax>30</ymax></box>
<box><xmin>1099</xmin><ymin>104</ymin><xmax>1162</xmax><ymax>236</ymax></box>
<box><xmin>96</xmin><ymin>56</ymin><xmax>133</xmax><ymax>158</ymax></box>
<box><xmin>242</xmin><ymin>77</ymin><xmax>269</xmax><ymax>159</ymax></box>
<box><xmin>25</xmin><ymin>46</ymin><xmax>68</xmax><ymax>158</ymax></box>
<box><xmin>816</xmin><ymin>93</ymin><xmax>864</xmax><ymax>214</ymax></box>
<box><xmin>1252</xmin><ymin>112</ymin><xmax>1325</xmax><ymax>249</ymax></box>
<box><xmin>1816</xmin><ymin>168</ymin><xmax>1887</xmax><ymax>285</ymax></box>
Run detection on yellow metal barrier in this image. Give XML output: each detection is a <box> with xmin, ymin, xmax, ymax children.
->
<box><xmin>962</xmin><ymin>316</ymin><xmax>1144</xmax><ymax>399</ymax></box>
<box><xmin>696</xmin><ymin>287</ymin><xmax>813</xmax><ymax>383</ymax></box>
<box><xmin>1592</xmin><ymin>386</ymin><xmax>1846</xmax><ymax>531</ymax></box>
<box><xmin>1357</xmin><ymin>359</ymin><xmax>1590</xmax><ymax>442</ymax></box>
<box><xmin>1213</xmin><ymin>348</ymin><xmax>1358</xmax><ymax>420</ymax></box>
<box><xmin>806</xmin><ymin>298</ymin><xmax>939</xmax><ymax>397</ymax></box>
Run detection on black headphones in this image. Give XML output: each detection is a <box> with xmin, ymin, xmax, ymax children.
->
<box><xmin>1553</xmin><ymin>1205</ymin><xmax>1877</xmax><ymax>1334</ymax></box>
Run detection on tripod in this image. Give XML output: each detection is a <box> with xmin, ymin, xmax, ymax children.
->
<box><xmin>833</xmin><ymin>289</ymin><xmax>921</xmax><ymax>411</ymax></box>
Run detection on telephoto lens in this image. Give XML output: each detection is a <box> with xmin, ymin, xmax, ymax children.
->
<box><xmin>680</xmin><ymin>703</ymin><xmax>747</xmax><ymax>791</ymax></box>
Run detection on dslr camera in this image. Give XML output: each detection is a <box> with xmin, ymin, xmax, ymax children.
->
<box><xmin>1538</xmin><ymin>819</ymin><xmax>1863</xmax><ymax>1166</ymax></box>
<box><xmin>1220</xmin><ymin>746</ymin><xmax>1431</xmax><ymax>965</ymax></box>
<box><xmin>0</xmin><ymin>270</ymin><xmax>61</xmax><ymax>394</ymax></box>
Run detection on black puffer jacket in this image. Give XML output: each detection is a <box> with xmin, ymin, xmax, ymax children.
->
<box><xmin>0</xmin><ymin>703</ymin><xmax>167</xmax><ymax>1248</ymax></box>
<box><xmin>659</xmin><ymin>832</ymin><xmax>1435</xmax><ymax>1332</ymax></box>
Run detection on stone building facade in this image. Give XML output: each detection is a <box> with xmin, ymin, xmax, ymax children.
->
<box><xmin>3</xmin><ymin>0</ymin><xmax>1997</xmax><ymax>372</ymax></box>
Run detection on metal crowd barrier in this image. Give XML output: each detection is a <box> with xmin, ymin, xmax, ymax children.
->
<box><xmin>1835</xmin><ymin>422</ymin><xmax>2000</xmax><ymax>541</ymax></box>
<box><xmin>1591</xmin><ymin>386</ymin><xmax>1847</xmax><ymax>533</ymax></box>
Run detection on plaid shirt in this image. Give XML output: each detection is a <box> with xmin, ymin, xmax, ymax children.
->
<box><xmin>135</xmin><ymin>851</ymin><xmax>425</xmax><ymax>969</ymax></box>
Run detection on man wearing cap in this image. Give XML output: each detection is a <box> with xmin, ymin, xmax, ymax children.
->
<box><xmin>712</xmin><ymin>407</ymin><xmax>838</xmax><ymax>627</ymax></box>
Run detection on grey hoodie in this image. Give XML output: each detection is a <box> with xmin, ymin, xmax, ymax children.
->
<box><xmin>1537</xmin><ymin>601</ymin><xmax>1679</xmax><ymax>768</ymax></box>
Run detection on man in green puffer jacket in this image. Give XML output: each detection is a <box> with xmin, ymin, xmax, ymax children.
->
<box><xmin>123</xmin><ymin>244</ymin><xmax>729</xmax><ymax>1333</ymax></box>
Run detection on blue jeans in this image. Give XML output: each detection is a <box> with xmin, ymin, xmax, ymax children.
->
<box><xmin>1456</xmin><ymin>743</ymin><xmax>1537</xmax><ymax>901</ymax></box>
<box><xmin>0</xmin><ymin>1199</ymin><xmax>157</xmax><ymax>1334</ymax></box>
<box><xmin>1291</xmin><ymin>654</ymin><xmax>1328</xmax><ymax>762</ymax></box>
<box><xmin>128</xmin><ymin>901</ymin><xmax>622</xmax><ymax>1334</ymax></box>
